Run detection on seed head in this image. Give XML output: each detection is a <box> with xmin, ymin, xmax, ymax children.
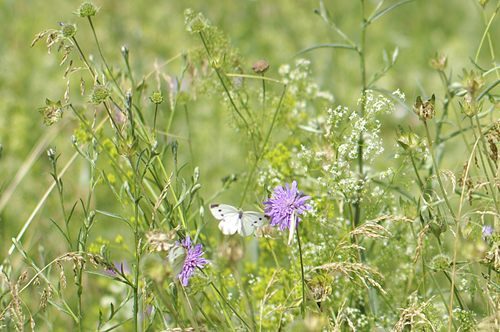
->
<box><xmin>39</xmin><ymin>99</ymin><xmax>63</xmax><ymax>126</ymax></box>
<box><xmin>90</xmin><ymin>84</ymin><xmax>111</xmax><ymax>104</ymax></box>
<box><xmin>76</xmin><ymin>2</ymin><xmax>100</xmax><ymax>17</ymax></box>
<box><xmin>253</xmin><ymin>59</ymin><xmax>269</xmax><ymax>74</ymax></box>
<box><xmin>149</xmin><ymin>91</ymin><xmax>164</xmax><ymax>104</ymax></box>
<box><xmin>412</xmin><ymin>94</ymin><xmax>435</xmax><ymax>121</ymax></box>
<box><xmin>58</xmin><ymin>22</ymin><xmax>77</xmax><ymax>38</ymax></box>
<box><xmin>429</xmin><ymin>53</ymin><xmax>447</xmax><ymax>71</ymax></box>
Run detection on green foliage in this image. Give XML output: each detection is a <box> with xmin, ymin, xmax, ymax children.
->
<box><xmin>4</xmin><ymin>0</ymin><xmax>500</xmax><ymax>331</ymax></box>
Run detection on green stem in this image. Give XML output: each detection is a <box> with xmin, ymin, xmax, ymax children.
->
<box><xmin>473</xmin><ymin>114</ymin><xmax>499</xmax><ymax>209</ymax></box>
<box><xmin>296</xmin><ymin>226</ymin><xmax>307</xmax><ymax>318</ymax></box>
<box><xmin>87</xmin><ymin>17</ymin><xmax>125</xmax><ymax>98</ymax></box>
<box><xmin>423</xmin><ymin>120</ymin><xmax>457</xmax><ymax>221</ymax></box>
<box><xmin>238</xmin><ymin>84</ymin><xmax>286</xmax><ymax>207</ymax></box>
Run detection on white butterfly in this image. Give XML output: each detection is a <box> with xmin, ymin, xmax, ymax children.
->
<box><xmin>209</xmin><ymin>203</ymin><xmax>268</xmax><ymax>237</ymax></box>
<box><xmin>168</xmin><ymin>245</ymin><xmax>187</xmax><ymax>277</ymax></box>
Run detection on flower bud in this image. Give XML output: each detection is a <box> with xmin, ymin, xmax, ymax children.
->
<box><xmin>429</xmin><ymin>53</ymin><xmax>447</xmax><ymax>71</ymax></box>
<box><xmin>459</xmin><ymin>94</ymin><xmax>481</xmax><ymax>118</ymax></box>
<box><xmin>253</xmin><ymin>59</ymin><xmax>269</xmax><ymax>74</ymax></box>
<box><xmin>59</xmin><ymin>22</ymin><xmax>77</xmax><ymax>38</ymax></box>
<box><xmin>76</xmin><ymin>2</ymin><xmax>100</xmax><ymax>17</ymax></box>
<box><xmin>429</xmin><ymin>254</ymin><xmax>451</xmax><ymax>271</ymax></box>
<box><xmin>90</xmin><ymin>84</ymin><xmax>111</xmax><ymax>104</ymax></box>
<box><xmin>412</xmin><ymin>94</ymin><xmax>435</xmax><ymax>121</ymax></box>
<box><xmin>149</xmin><ymin>91</ymin><xmax>164</xmax><ymax>104</ymax></box>
<box><xmin>462</xmin><ymin>69</ymin><xmax>484</xmax><ymax>97</ymax></box>
<box><xmin>121</xmin><ymin>45</ymin><xmax>129</xmax><ymax>61</ymax></box>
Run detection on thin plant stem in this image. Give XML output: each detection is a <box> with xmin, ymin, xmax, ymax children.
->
<box><xmin>423</xmin><ymin>120</ymin><xmax>457</xmax><ymax>221</ymax></box>
<box><xmin>448</xmin><ymin>136</ymin><xmax>480</xmax><ymax>332</ymax></box>
<box><xmin>232</xmin><ymin>263</ymin><xmax>257</xmax><ymax>332</ymax></box>
<box><xmin>296</xmin><ymin>226</ymin><xmax>307</xmax><ymax>318</ymax></box>
<box><xmin>475</xmin><ymin>0</ymin><xmax>500</xmax><ymax>67</ymax></box>
<box><xmin>87</xmin><ymin>17</ymin><xmax>125</xmax><ymax>98</ymax></box>
<box><xmin>238</xmin><ymin>84</ymin><xmax>286</xmax><ymax>207</ymax></box>
<box><xmin>474</xmin><ymin>114</ymin><xmax>499</xmax><ymax>209</ymax></box>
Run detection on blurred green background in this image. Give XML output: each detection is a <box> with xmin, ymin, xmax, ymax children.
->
<box><xmin>0</xmin><ymin>0</ymin><xmax>496</xmax><ymax>260</ymax></box>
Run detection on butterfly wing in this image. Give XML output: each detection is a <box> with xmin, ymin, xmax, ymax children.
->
<box><xmin>169</xmin><ymin>246</ymin><xmax>187</xmax><ymax>277</ymax></box>
<box><xmin>239</xmin><ymin>211</ymin><xmax>268</xmax><ymax>237</ymax></box>
<box><xmin>210</xmin><ymin>204</ymin><xmax>242</xmax><ymax>235</ymax></box>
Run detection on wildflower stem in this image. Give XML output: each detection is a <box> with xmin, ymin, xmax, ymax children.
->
<box><xmin>133</xmin><ymin>197</ymin><xmax>140</xmax><ymax>332</ymax></box>
<box><xmin>261</xmin><ymin>73</ymin><xmax>266</xmax><ymax>129</ymax></box>
<box><xmin>70</xmin><ymin>35</ymin><xmax>124</xmax><ymax>140</ymax></box>
<box><xmin>87</xmin><ymin>17</ymin><xmax>125</xmax><ymax>98</ymax></box>
<box><xmin>198</xmin><ymin>31</ymin><xmax>251</xmax><ymax>134</ymax></box>
<box><xmin>448</xmin><ymin>137</ymin><xmax>479</xmax><ymax>332</ymax></box>
<box><xmin>232</xmin><ymin>263</ymin><xmax>257</xmax><ymax>332</ymax></box>
<box><xmin>473</xmin><ymin>114</ymin><xmax>499</xmax><ymax>208</ymax></box>
<box><xmin>238</xmin><ymin>84</ymin><xmax>286</xmax><ymax>207</ymax></box>
<box><xmin>438</xmin><ymin>71</ymin><xmax>470</xmax><ymax>154</ymax></box>
<box><xmin>423</xmin><ymin>120</ymin><xmax>457</xmax><ymax>220</ymax></box>
<box><xmin>153</xmin><ymin>103</ymin><xmax>158</xmax><ymax>135</ymax></box>
<box><xmin>475</xmin><ymin>0</ymin><xmax>500</xmax><ymax>66</ymax></box>
<box><xmin>296</xmin><ymin>226</ymin><xmax>307</xmax><ymax>318</ymax></box>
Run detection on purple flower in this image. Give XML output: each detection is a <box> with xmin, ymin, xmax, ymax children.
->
<box><xmin>263</xmin><ymin>180</ymin><xmax>311</xmax><ymax>231</ymax></box>
<box><xmin>174</xmin><ymin>236</ymin><xmax>210</xmax><ymax>286</ymax></box>
<box><xmin>483</xmin><ymin>225</ymin><xmax>494</xmax><ymax>241</ymax></box>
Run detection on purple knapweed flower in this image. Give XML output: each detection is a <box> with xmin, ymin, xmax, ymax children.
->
<box><xmin>483</xmin><ymin>225</ymin><xmax>494</xmax><ymax>242</ymax></box>
<box><xmin>174</xmin><ymin>236</ymin><xmax>210</xmax><ymax>286</ymax></box>
<box><xmin>263</xmin><ymin>180</ymin><xmax>311</xmax><ymax>231</ymax></box>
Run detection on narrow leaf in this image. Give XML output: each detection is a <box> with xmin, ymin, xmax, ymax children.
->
<box><xmin>293</xmin><ymin>44</ymin><xmax>356</xmax><ymax>58</ymax></box>
<box><xmin>367</xmin><ymin>0</ymin><xmax>417</xmax><ymax>25</ymax></box>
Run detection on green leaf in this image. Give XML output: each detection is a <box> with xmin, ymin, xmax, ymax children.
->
<box><xmin>477</xmin><ymin>78</ymin><xmax>500</xmax><ymax>101</ymax></box>
<box><xmin>367</xmin><ymin>0</ymin><xmax>417</xmax><ymax>25</ymax></box>
<box><xmin>292</xmin><ymin>44</ymin><xmax>356</xmax><ymax>58</ymax></box>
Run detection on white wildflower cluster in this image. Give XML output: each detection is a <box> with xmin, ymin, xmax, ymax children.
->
<box><xmin>257</xmin><ymin>167</ymin><xmax>286</xmax><ymax>188</ymax></box>
<box><xmin>325</xmin><ymin>105</ymin><xmax>349</xmax><ymax>130</ymax></box>
<box><xmin>278</xmin><ymin>59</ymin><xmax>334</xmax><ymax>117</ymax></box>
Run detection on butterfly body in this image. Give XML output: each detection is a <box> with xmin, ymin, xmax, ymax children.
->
<box><xmin>210</xmin><ymin>203</ymin><xmax>268</xmax><ymax>237</ymax></box>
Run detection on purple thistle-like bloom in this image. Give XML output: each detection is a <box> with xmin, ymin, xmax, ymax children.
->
<box><xmin>263</xmin><ymin>180</ymin><xmax>311</xmax><ymax>231</ymax></box>
<box><xmin>174</xmin><ymin>236</ymin><xmax>210</xmax><ymax>286</ymax></box>
<box><xmin>483</xmin><ymin>225</ymin><xmax>494</xmax><ymax>242</ymax></box>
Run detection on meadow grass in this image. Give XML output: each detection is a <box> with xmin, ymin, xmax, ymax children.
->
<box><xmin>2</xmin><ymin>0</ymin><xmax>500</xmax><ymax>331</ymax></box>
